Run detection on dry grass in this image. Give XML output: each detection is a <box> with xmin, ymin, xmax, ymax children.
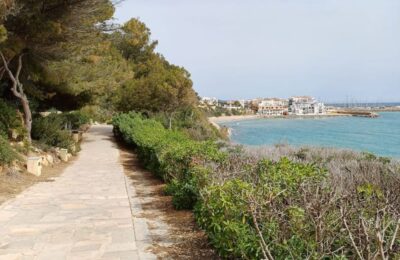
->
<box><xmin>0</xmin><ymin>158</ymin><xmax>74</xmax><ymax>205</ymax></box>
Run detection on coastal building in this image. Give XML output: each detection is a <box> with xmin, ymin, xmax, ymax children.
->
<box><xmin>238</xmin><ymin>100</ymin><xmax>246</xmax><ymax>108</ymax></box>
<box><xmin>223</xmin><ymin>100</ymin><xmax>243</xmax><ymax>110</ymax></box>
<box><xmin>200</xmin><ymin>97</ymin><xmax>218</xmax><ymax>106</ymax></box>
<box><xmin>247</xmin><ymin>98</ymin><xmax>263</xmax><ymax>112</ymax></box>
<box><xmin>257</xmin><ymin>98</ymin><xmax>289</xmax><ymax>116</ymax></box>
<box><xmin>288</xmin><ymin>96</ymin><xmax>326</xmax><ymax>115</ymax></box>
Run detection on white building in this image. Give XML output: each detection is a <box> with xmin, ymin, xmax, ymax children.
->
<box><xmin>258</xmin><ymin>98</ymin><xmax>289</xmax><ymax>116</ymax></box>
<box><xmin>200</xmin><ymin>97</ymin><xmax>218</xmax><ymax>106</ymax></box>
<box><xmin>223</xmin><ymin>100</ymin><xmax>243</xmax><ymax>110</ymax></box>
<box><xmin>288</xmin><ymin>96</ymin><xmax>326</xmax><ymax>115</ymax></box>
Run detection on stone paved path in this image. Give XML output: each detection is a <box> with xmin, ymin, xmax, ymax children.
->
<box><xmin>0</xmin><ymin>126</ymin><xmax>156</xmax><ymax>260</ymax></box>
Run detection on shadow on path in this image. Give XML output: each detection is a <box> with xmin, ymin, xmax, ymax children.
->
<box><xmin>117</xmin><ymin>142</ymin><xmax>218</xmax><ymax>259</ymax></box>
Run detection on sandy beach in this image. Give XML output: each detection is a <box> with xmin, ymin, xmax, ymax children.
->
<box><xmin>208</xmin><ymin>113</ymin><xmax>347</xmax><ymax>126</ymax></box>
<box><xmin>208</xmin><ymin>115</ymin><xmax>261</xmax><ymax>137</ymax></box>
<box><xmin>208</xmin><ymin>115</ymin><xmax>261</xmax><ymax>125</ymax></box>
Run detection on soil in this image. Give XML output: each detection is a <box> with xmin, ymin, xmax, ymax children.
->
<box><xmin>119</xmin><ymin>145</ymin><xmax>219</xmax><ymax>260</ymax></box>
<box><xmin>0</xmin><ymin>157</ymin><xmax>75</xmax><ymax>205</ymax></box>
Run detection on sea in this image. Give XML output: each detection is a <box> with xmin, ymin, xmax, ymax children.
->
<box><xmin>222</xmin><ymin>111</ymin><xmax>400</xmax><ymax>158</ymax></box>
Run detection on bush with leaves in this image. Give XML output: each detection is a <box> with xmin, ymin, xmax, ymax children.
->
<box><xmin>114</xmin><ymin>113</ymin><xmax>400</xmax><ymax>259</ymax></box>
<box><xmin>80</xmin><ymin>105</ymin><xmax>113</xmax><ymax>123</ymax></box>
<box><xmin>0</xmin><ymin>99</ymin><xmax>25</xmax><ymax>139</ymax></box>
<box><xmin>31</xmin><ymin>114</ymin><xmax>74</xmax><ymax>152</ymax></box>
<box><xmin>113</xmin><ymin>112</ymin><xmax>224</xmax><ymax>209</ymax></box>
<box><xmin>62</xmin><ymin>111</ymin><xmax>90</xmax><ymax>130</ymax></box>
<box><xmin>0</xmin><ymin>136</ymin><xmax>20</xmax><ymax>166</ymax></box>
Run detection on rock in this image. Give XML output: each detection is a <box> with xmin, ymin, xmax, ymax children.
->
<box><xmin>27</xmin><ymin>157</ymin><xmax>42</xmax><ymax>176</ymax></box>
<box><xmin>41</xmin><ymin>155</ymin><xmax>48</xmax><ymax>166</ymax></box>
<box><xmin>33</xmin><ymin>147</ymin><xmax>42</xmax><ymax>153</ymax></box>
<box><xmin>70</xmin><ymin>144</ymin><xmax>76</xmax><ymax>153</ymax></box>
<box><xmin>12</xmin><ymin>161</ymin><xmax>21</xmax><ymax>171</ymax></box>
<box><xmin>59</xmin><ymin>149</ymin><xmax>69</xmax><ymax>162</ymax></box>
<box><xmin>9</xmin><ymin>129</ymin><xmax>19</xmax><ymax>140</ymax></box>
<box><xmin>46</xmin><ymin>154</ymin><xmax>54</xmax><ymax>165</ymax></box>
<box><xmin>72</xmin><ymin>133</ymin><xmax>80</xmax><ymax>143</ymax></box>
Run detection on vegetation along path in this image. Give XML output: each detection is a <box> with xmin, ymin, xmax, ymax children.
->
<box><xmin>0</xmin><ymin>126</ymin><xmax>158</xmax><ymax>259</ymax></box>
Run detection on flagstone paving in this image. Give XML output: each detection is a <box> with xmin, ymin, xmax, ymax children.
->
<box><xmin>0</xmin><ymin>125</ymin><xmax>156</xmax><ymax>260</ymax></box>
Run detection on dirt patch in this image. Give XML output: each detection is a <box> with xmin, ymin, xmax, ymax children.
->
<box><xmin>0</xmin><ymin>157</ymin><xmax>75</xmax><ymax>205</ymax></box>
<box><xmin>119</xmin><ymin>145</ymin><xmax>218</xmax><ymax>260</ymax></box>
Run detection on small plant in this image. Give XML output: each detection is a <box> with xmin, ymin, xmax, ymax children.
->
<box><xmin>294</xmin><ymin>147</ymin><xmax>309</xmax><ymax>161</ymax></box>
<box><xmin>0</xmin><ymin>136</ymin><xmax>20</xmax><ymax>166</ymax></box>
<box><xmin>361</xmin><ymin>151</ymin><xmax>377</xmax><ymax>161</ymax></box>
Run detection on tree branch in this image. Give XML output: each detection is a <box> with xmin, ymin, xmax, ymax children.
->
<box><xmin>374</xmin><ymin>211</ymin><xmax>387</xmax><ymax>260</ymax></box>
<box><xmin>0</xmin><ymin>51</ymin><xmax>17</xmax><ymax>83</ymax></box>
<box><xmin>389</xmin><ymin>218</ymin><xmax>400</xmax><ymax>252</ymax></box>
<box><xmin>340</xmin><ymin>206</ymin><xmax>365</xmax><ymax>260</ymax></box>
<box><xmin>0</xmin><ymin>51</ymin><xmax>24</xmax><ymax>99</ymax></box>
<box><xmin>249</xmin><ymin>199</ymin><xmax>274</xmax><ymax>260</ymax></box>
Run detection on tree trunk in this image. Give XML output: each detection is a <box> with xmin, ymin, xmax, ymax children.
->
<box><xmin>0</xmin><ymin>52</ymin><xmax>32</xmax><ymax>142</ymax></box>
<box><xmin>168</xmin><ymin>116</ymin><xmax>172</xmax><ymax>130</ymax></box>
<box><xmin>20</xmin><ymin>94</ymin><xmax>32</xmax><ymax>143</ymax></box>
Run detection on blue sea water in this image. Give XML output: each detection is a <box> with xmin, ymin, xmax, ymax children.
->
<box><xmin>222</xmin><ymin>112</ymin><xmax>400</xmax><ymax>158</ymax></box>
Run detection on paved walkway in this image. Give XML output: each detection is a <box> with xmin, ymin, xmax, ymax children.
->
<box><xmin>0</xmin><ymin>126</ymin><xmax>155</xmax><ymax>260</ymax></box>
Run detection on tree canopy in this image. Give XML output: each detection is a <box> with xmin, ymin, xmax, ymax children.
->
<box><xmin>113</xmin><ymin>19</ymin><xmax>198</xmax><ymax>115</ymax></box>
<box><xmin>0</xmin><ymin>2</ymin><xmax>209</xmax><ymax>140</ymax></box>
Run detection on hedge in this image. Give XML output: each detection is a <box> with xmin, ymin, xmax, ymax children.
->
<box><xmin>113</xmin><ymin>113</ymin><xmax>224</xmax><ymax>209</ymax></box>
<box><xmin>113</xmin><ymin>112</ymin><xmax>400</xmax><ymax>259</ymax></box>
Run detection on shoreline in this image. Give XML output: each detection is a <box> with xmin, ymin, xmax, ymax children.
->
<box><xmin>209</xmin><ymin>112</ymin><xmax>380</xmax><ymax>139</ymax></box>
<box><xmin>208</xmin><ymin>109</ymin><xmax>396</xmax><ymax>125</ymax></box>
<box><xmin>209</xmin><ymin>113</ymin><xmax>353</xmax><ymax>125</ymax></box>
<box><xmin>208</xmin><ymin>114</ymin><xmax>260</xmax><ymax>125</ymax></box>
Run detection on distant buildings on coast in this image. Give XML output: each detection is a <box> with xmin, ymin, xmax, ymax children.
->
<box><xmin>200</xmin><ymin>96</ymin><xmax>326</xmax><ymax>116</ymax></box>
<box><xmin>288</xmin><ymin>96</ymin><xmax>326</xmax><ymax>115</ymax></box>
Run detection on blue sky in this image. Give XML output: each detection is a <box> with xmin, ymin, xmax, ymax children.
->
<box><xmin>114</xmin><ymin>0</ymin><xmax>400</xmax><ymax>102</ymax></box>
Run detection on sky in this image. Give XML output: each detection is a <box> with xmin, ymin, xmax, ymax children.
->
<box><xmin>114</xmin><ymin>0</ymin><xmax>400</xmax><ymax>102</ymax></box>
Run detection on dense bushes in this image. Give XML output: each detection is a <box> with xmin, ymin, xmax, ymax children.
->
<box><xmin>80</xmin><ymin>105</ymin><xmax>113</xmax><ymax>123</ymax></box>
<box><xmin>0</xmin><ymin>99</ymin><xmax>25</xmax><ymax>139</ymax></box>
<box><xmin>113</xmin><ymin>113</ymin><xmax>223</xmax><ymax>209</ymax></box>
<box><xmin>196</xmin><ymin>158</ymin><xmax>330</xmax><ymax>259</ymax></box>
<box><xmin>113</xmin><ymin>113</ymin><xmax>400</xmax><ymax>259</ymax></box>
<box><xmin>31</xmin><ymin>112</ymin><xmax>89</xmax><ymax>152</ymax></box>
<box><xmin>62</xmin><ymin>112</ymin><xmax>90</xmax><ymax>130</ymax></box>
<box><xmin>150</xmin><ymin>109</ymin><xmax>223</xmax><ymax>141</ymax></box>
<box><xmin>0</xmin><ymin>136</ymin><xmax>20</xmax><ymax>166</ymax></box>
<box><xmin>32</xmin><ymin>114</ymin><xmax>74</xmax><ymax>151</ymax></box>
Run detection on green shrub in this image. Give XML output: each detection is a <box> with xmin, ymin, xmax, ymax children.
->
<box><xmin>62</xmin><ymin>111</ymin><xmax>90</xmax><ymax>130</ymax></box>
<box><xmin>150</xmin><ymin>109</ymin><xmax>223</xmax><ymax>141</ymax></box>
<box><xmin>113</xmin><ymin>113</ymin><xmax>224</xmax><ymax>209</ymax></box>
<box><xmin>113</xmin><ymin>112</ymin><xmax>400</xmax><ymax>259</ymax></box>
<box><xmin>32</xmin><ymin>114</ymin><xmax>74</xmax><ymax>152</ymax></box>
<box><xmin>0</xmin><ymin>136</ymin><xmax>20</xmax><ymax>166</ymax></box>
<box><xmin>80</xmin><ymin>105</ymin><xmax>113</xmax><ymax>123</ymax></box>
<box><xmin>195</xmin><ymin>159</ymin><xmax>328</xmax><ymax>259</ymax></box>
<box><xmin>0</xmin><ymin>99</ymin><xmax>25</xmax><ymax>139</ymax></box>
<box><xmin>195</xmin><ymin>179</ymin><xmax>261</xmax><ymax>258</ymax></box>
